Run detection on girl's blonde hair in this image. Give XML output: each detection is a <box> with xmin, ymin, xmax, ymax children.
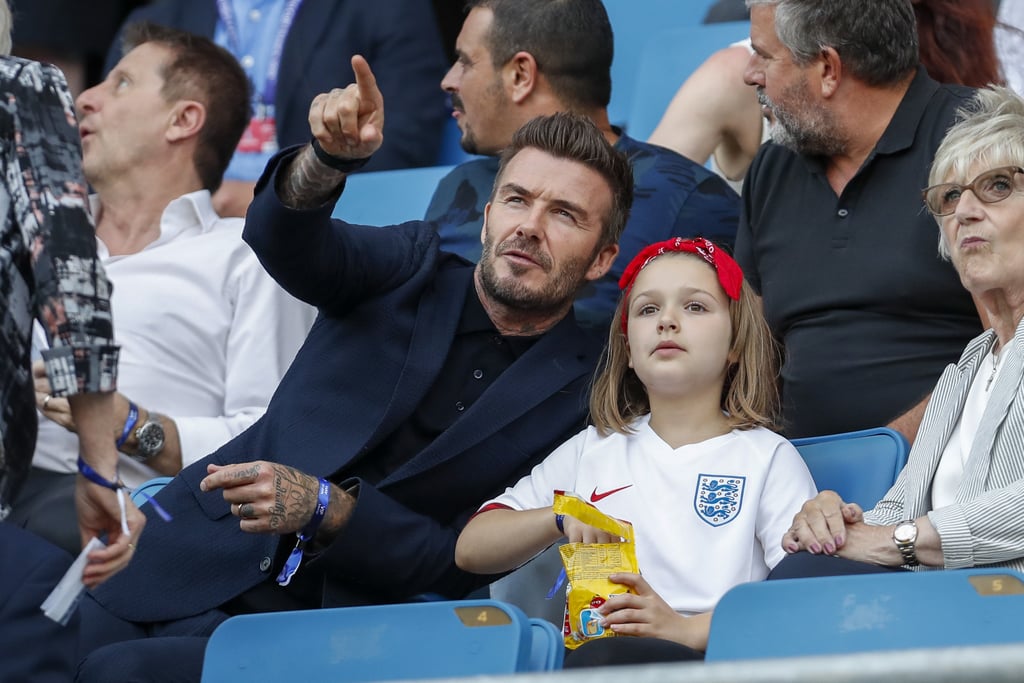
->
<box><xmin>589</xmin><ymin>254</ymin><xmax>780</xmax><ymax>435</ymax></box>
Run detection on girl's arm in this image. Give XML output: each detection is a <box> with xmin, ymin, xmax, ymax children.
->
<box><xmin>600</xmin><ymin>573</ymin><xmax>712</xmax><ymax>652</ymax></box>
<box><xmin>456</xmin><ymin>506</ymin><xmax>627</xmax><ymax>575</ymax></box>
<box><xmin>455</xmin><ymin>507</ymin><xmax>562</xmax><ymax>575</ymax></box>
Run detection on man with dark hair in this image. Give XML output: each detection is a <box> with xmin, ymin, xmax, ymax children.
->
<box><xmin>12</xmin><ymin>23</ymin><xmax>313</xmax><ymax>554</ymax></box>
<box><xmin>736</xmin><ymin>0</ymin><xmax>983</xmax><ymax>439</ymax></box>
<box><xmin>427</xmin><ymin>0</ymin><xmax>741</xmax><ymax>330</ymax></box>
<box><xmin>76</xmin><ymin>58</ymin><xmax>631</xmax><ymax>682</ymax></box>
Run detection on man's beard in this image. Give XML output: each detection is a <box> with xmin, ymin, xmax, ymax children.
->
<box><xmin>477</xmin><ymin>230</ymin><xmax>597</xmax><ymax>315</ymax></box>
<box><xmin>758</xmin><ymin>85</ymin><xmax>847</xmax><ymax>158</ymax></box>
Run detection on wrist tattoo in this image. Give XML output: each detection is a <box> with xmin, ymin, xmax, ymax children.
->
<box><xmin>277</xmin><ymin>145</ymin><xmax>348</xmax><ymax>210</ymax></box>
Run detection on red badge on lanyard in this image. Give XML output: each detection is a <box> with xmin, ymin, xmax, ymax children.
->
<box><xmin>237</xmin><ymin>103</ymin><xmax>279</xmax><ymax>154</ymax></box>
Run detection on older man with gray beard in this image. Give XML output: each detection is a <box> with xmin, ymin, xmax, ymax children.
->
<box><xmin>735</xmin><ymin>0</ymin><xmax>984</xmax><ymax>441</ymax></box>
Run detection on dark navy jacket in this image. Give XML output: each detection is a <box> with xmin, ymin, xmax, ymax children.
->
<box><xmin>93</xmin><ymin>148</ymin><xmax>600</xmax><ymax>621</ymax></box>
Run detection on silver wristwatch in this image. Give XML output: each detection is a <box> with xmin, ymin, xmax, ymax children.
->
<box><xmin>892</xmin><ymin>519</ymin><xmax>920</xmax><ymax>566</ymax></box>
<box><xmin>131</xmin><ymin>414</ymin><xmax>166</xmax><ymax>462</ymax></box>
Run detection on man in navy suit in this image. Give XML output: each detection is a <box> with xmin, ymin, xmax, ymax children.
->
<box><xmin>75</xmin><ymin>57</ymin><xmax>633</xmax><ymax>681</ymax></box>
<box><xmin>104</xmin><ymin>0</ymin><xmax>449</xmax><ymax>217</ymax></box>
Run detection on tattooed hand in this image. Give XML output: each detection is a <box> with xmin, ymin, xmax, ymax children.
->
<box><xmin>201</xmin><ymin>461</ymin><xmax>325</xmax><ymax>535</ymax></box>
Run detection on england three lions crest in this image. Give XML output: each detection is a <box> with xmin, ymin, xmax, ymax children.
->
<box><xmin>694</xmin><ymin>474</ymin><xmax>745</xmax><ymax>527</ymax></box>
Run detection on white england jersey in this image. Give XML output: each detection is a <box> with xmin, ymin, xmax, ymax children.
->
<box><xmin>485</xmin><ymin>414</ymin><xmax>817</xmax><ymax>615</ymax></box>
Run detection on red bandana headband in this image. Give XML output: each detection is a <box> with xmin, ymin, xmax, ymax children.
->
<box><xmin>618</xmin><ymin>237</ymin><xmax>744</xmax><ymax>333</ymax></box>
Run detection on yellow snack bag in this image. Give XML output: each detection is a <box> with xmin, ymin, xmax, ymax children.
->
<box><xmin>553</xmin><ymin>492</ymin><xmax>638</xmax><ymax>650</ymax></box>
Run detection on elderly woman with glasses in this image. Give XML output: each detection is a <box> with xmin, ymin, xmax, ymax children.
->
<box><xmin>770</xmin><ymin>85</ymin><xmax>1024</xmax><ymax>580</ymax></box>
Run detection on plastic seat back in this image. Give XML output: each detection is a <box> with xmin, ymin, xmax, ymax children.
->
<box><xmin>201</xmin><ymin>599</ymin><xmax>536</xmax><ymax>682</ymax></box>
<box><xmin>528</xmin><ymin>617</ymin><xmax>565</xmax><ymax>671</ymax></box>
<box><xmin>330</xmin><ymin>165</ymin><xmax>455</xmax><ymax>227</ymax></box>
<box><xmin>603</xmin><ymin>0</ymin><xmax>732</xmax><ymax>127</ymax></box>
<box><xmin>625</xmin><ymin>22</ymin><xmax>751</xmax><ymax>140</ymax></box>
<box><xmin>129</xmin><ymin>476</ymin><xmax>172</xmax><ymax>507</ymax></box>
<box><xmin>706</xmin><ymin>569</ymin><xmax>1024</xmax><ymax>661</ymax></box>
<box><xmin>791</xmin><ymin>427</ymin><xmax>909</xmax><ymax>509</ymax></box>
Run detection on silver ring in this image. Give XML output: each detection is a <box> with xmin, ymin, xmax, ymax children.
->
<box><xmin>42</xmin><ymin>394</ymin><xmax>52</xmax><ymax>410</ymax></box>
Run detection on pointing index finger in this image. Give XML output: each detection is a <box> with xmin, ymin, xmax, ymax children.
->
<box><xmin>351</xmin><ymin>55</ymin><xmax>382</xmax><ymax>108</ymax></box>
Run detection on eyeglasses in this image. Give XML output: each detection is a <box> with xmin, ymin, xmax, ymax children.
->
<box><xmin>922</xmin><ymin>166</ymin><xmax>1024</xmax><ymax>216</ymax></box>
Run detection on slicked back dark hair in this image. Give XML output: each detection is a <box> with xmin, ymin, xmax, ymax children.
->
<box><xmin>467</xmin><ymin>0</ymin><xmax>613</xmax><ymax>111</ymax></box>
<box><xmin>748</xmin><ymin>0</ymin><xmax>918</xmax><ymax>87</ymax></box>
<box><xmin>123</xmin><ymin>21</ymin><xmax>251</xmax><ymax>191</ymax></box>
<box><xmin>494</xmin><ymin>112</ymin><xmax>632</xmax><ymax>247</ymax></box>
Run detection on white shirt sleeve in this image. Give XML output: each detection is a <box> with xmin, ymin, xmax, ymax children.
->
<box><xmin>173</xmin><ymin>251</ymin><xmax>315</xmax><ymax>467</ymax></box>
<box><xmin>756</xmin><ymin>437</ymin><xmax>819</xmax><ymax>570</ymax></box>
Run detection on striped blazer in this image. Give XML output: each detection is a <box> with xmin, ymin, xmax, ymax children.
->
<box><xmin>864</xmin><ymin>317</ymin><xmax>1024</xmax><ymax>572</ymax></box>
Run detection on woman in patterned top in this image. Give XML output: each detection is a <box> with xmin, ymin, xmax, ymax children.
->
<box><xmin>0</xmin><ymin>1</ymin><xmax>144</xmax><ymax>679</ymax></box>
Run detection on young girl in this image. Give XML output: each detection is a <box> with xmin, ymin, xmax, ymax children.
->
<box><xmin>455</xmin><ymin>237</ymin><xmax>817</xmax><ymax>666</ymax></box>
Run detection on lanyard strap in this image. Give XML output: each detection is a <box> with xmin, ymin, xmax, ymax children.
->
<box><xmin>276</xmin><ymin>478</ymin><xmax>331</xmax><ymax>586</ymax></box>
<box><xmin>215</xmin><ymin>0</ymin><xmax>304</xmax><ymax>104</ymax></box>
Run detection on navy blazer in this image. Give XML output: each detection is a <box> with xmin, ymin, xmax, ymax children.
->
<box><xmin>93</xmin><ymin>148</ymin><xmax>602</xmax><ymax>622</ymax></box>
<box><xmin>105</xmin><ymin>0</ymin><xmax>448</xmax><ymax>171</ymax></box>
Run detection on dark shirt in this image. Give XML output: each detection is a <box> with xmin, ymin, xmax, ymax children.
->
<box><xmin>735</xmin><ymin>68</ymin><xmax>981</xmax><ymax>438</ymax></box>
<box><xmin>228</xmin><ymin>279</ymin><xmax>538</xmax><ymax>613</ymax></box>
<box><xmin>424</xmin><ymin>132</ymin><xmax>741</xmax><ymax>331</ymax></box>
<box><xmin>350</xmin><ymin>285</ymin><xmax>538</xmax><ymax>484</ymax></box>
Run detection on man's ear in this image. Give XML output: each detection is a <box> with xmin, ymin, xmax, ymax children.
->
<box><xmin>166</xmin><ymin>100</ymin><xmax>206</xmax><ymax>143</ymax></box>
<box><xmin>586</xmin><ymin>243</ymin><xmax>620</xmax><ymax>282</ymax></box>
<box><xmin>505</xmin><ymin>51</ymin><xmax>539</xmax><ymax>104</ymax></box>
<box><xmin>481</xmin><ymin>202</ymin><xmax>491</xmax><ymax>246</ymax></box>
<box><xmin>818</xmin><ymin>46</ymin><xmax>842</xmax><ymax>98</ymax></box>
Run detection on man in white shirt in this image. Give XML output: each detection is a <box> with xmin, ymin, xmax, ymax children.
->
<box><xmin>10</xmin><ymin>22</ymin><xmax>314</xmax><ymax>553</ymax></box>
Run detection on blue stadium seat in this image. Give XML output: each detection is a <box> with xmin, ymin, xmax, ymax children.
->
<box><xmin>330</xmin><ymin>165</ymin><xmax>455</xmax><ymax>226</ymax></box>
<box><xmin>625</xmin><ymin>21</ymin><xmax>751</xmax><ymax>141</ymax></box>
<box><xmin>129</xmin><ymin>476</ymin><xmax>172</xmax><ymax>507</ymax></box>
<box><xmin>706</xmin><ymin>568</ymin><xmax>1024</xmax><ymax>661</ymax></box>
<box><xmin>791</xmin><ymin>427</ymin><xmax>909</xmax><ymax>510</ymax></box>
<box><xmin>528</xmin><ymin>617</ymin><xmax>565</xmax><ymax>671</ymax></box>
<box><xmin>603</xmin><ymin>0</ymin><xmax>727</xmax><ymax>127</ymax></box>
<box><xmin>436</xmin><ymin>115</ymin><xmax>480</xmax><ymax>166</ymax></box>
<box><xmin>200</xmin><ymin>599</ymin><xmax>562</xmax><ymax>682</ymax></box>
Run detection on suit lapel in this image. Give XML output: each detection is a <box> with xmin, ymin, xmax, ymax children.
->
<box><xmin>364</xmin><ymin>266</ymin><xmax>472</xmax><ymax>448</ymax></box>
<box><xmin>191</xmin><ymin>1</ymin><xmax>219</xmax><ymax>33</ymax></box>
<box><xmin>276</xmin><ymin>1</ymin><xmax>336</xmax><ymax>128</ymax></box>
<box><xmin>961</xmin><ymin>326</ymin><xmax>1024</xmax><ymax>499</ymax></box>
<box><xmin>385</xmin><ymin>314</ymin><xmax>595</xmax><ymax>483</ymax></box>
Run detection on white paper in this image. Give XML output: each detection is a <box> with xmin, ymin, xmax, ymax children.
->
<box><xmin>40</xmin><ymin>537</ymin><xmax>106</xmax><ymax>625</ymax></box>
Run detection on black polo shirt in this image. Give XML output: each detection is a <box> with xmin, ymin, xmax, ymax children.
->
<box><xmin>735</xmin><ymin>68</ymin><xmax>983</xmax><ymax>438</ymax></box>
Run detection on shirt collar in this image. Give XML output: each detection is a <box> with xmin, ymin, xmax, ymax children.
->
<box><xmin>92</xmin><ymin>190</ymin><xmax>221</xmax><ymax>257</ymax></box>
<box><xmin>460</xmin><ymin>282</ymin><xmax>541</xmax><ymax>358</ymax></box>
<box><xmin>800</xmin><ymin>66</ymin><xmax>936</xmax><ymax>175</ymax></box>
<box><xmin>871</xmin><ymin>66</ymin><xmax>940</xmax><ymax>156</ymax></box>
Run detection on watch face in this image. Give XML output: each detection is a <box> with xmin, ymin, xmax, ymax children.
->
<box><xmin>893</xmin><ymin>523</ymin><xmax>916</xmax><ymax>543</ymax></box>
<box><xmin>137</xmin><ymin>421</ymin><xmax>165</xmax><ymax>456</ymax></box>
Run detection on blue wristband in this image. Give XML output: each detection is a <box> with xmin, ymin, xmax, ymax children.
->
<box><xmin>277</xmin><ymin>478</ymin><xmax>331</xmax><ymax>586</ymax></box>
<box><xmin>555</xmin><ymin>513</ymin><xmax>565</xmax><ymax>534</ymax></box>
<box><xmin>116</xmin><ymin>402</ymin><xmax>139</xmax><ymax>449</ymax></box>
<box><xmin>77</xmin><ymin>455</ymin><xmax>123</xmax><ymax>490</ymax></box>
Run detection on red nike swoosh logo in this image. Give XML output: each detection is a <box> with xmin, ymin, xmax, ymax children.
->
<box><xmin>590</xmin><ymin>485</ymin><xmax>633</xmax><ymax>502</ymax></box>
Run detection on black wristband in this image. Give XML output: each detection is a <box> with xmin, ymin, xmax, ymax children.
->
<box><xmin>310</xmin><ymin>138</ymin><xmax>372</xmax><ymax>173</ymax></box>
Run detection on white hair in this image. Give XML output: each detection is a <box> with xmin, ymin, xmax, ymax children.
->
<box><xmin>929</xmin><ymin>86</ymin><xmax>1024</xmax><ymax>259</ymax></box>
